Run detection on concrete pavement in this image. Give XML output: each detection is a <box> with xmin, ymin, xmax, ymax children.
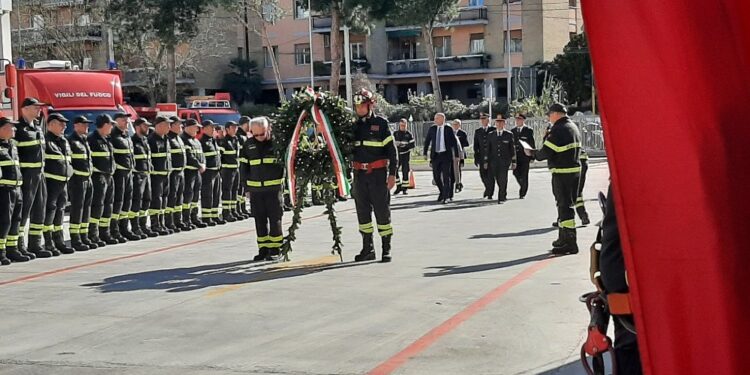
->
<box><xmin>0</xmin><ymin>163</ymin><xmax>611</xmax><ymax>375</ymax></box>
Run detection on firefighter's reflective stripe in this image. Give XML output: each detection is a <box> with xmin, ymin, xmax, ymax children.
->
<box><xmin>377</xmin><ymin>223</ymin><xmax>393</xmax><ymax>237</ymax></box>
<box><xmin>359</xmin><ymin>222</ymin><xmax>374</xmax><ymax>234</ymax></box>
<box><xmin>247</xmin><ymin>178</ymin><xmax>283</xmax><ymax>187</ymax></box>
<box><xmin>543</xmin><ymin>140</ymin><xmax>581</xmax><ymax>153</ymax></box>
<box><xmin>113</xmin><ymin>148</ymin><xmax>132</xmax><ymax>154</ymax></box>
<box><xmin>222</xmin><ymin>164</ymin><xmax>238</xmax><ymax>168</ymax></box>
<box><xmin>16</xmin><ymin>140</ymin><xmax>42</xmax><ymax>147</ymax></box>
<box><xmin>355</xmin><ymin>136</ymin><xmax>394</xmax><ymax>148</ymax></box>
<box><xmin>550</xmin><ymin>167</ymin><xmax>582</xmax><ymax>174</ymax></box>
<box><xmin>248</xmin><ymin>158</ymin><xmax>278</xmax><ymax>165</ymax></box>
<box><xmin>150</xmin><ymin>170</ymin><xmax>169</xmax><ymax>176</ymax></box>
<box><xmin>0</xmin><ymin>160</ymin><xmax>19</xmax><ymax>166</ymax></box>
<box><xmin>19</xmin><ymin>162</ymin><xmax>43</xmax><ymax>168</ymax></box>
<box><xmin>0</xmin><ymin>179</ymin><xmax>22</xmax><ymax>186</ymax></box>
<box><xmin>73</xmin><ymin>169</ymin><xmax>91</xmax><ymax>177</ymax></box>
<box><xmin>71</xmin><ymin>153</ymin><xmax>88</xmax><ymax>160</ymax></box>
<box><xmin>91</xmin><ymin>151</ymin><xmax>110</xmax><ymax>157</ymax></box>
<box><xmin>151</xmin><ymin>153</ymin><xmax>168</xmax><ymax>158</ymax></box>
<box><xmin>134</xmin><ymin>154</ymin><xmax>150</xmax><ymax>160</ymax></box>
<box><xmin>44</xmin><ymin>173</ymin><xmax>68</xmax><ymax>181</ymax></box>
<box><xmin>44</xmin><ymin>154</ymin><xmax>70</xmax><ymax>161</ymax></box>
<box><xmin>559</xmin><ymin>219</ymin><xmax>576</xmax><ymax>229</ymax></box>
<box><xmin>204</xmin><ymin>151</ymin><xmax>218</xmax><ymax>157</ymax></box>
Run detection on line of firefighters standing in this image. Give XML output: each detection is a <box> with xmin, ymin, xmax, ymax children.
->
<box><xmin>0</xmin><ymin>97</ymin><xmax>280</xmax><ymax>265</ymax></box>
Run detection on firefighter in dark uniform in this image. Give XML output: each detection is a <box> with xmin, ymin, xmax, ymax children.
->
<box><xmin>219</xmin><ymin>121</ymin><xmax>241</xmax><ymax>222</ymax></box>
<box><xmin>393</xmin><ymin>118</ymin><xmax>414</xmax><ymax>195</ymax></box>
<box><xmin>110</xmin><ymin>112</ymin><xmax>137</xmax><ymax>242</ymax></box>
<box><xmin>42</xmin><ymin>113</ymin><xmax>74</xmax><ymax>255</ymax></box>
<box><xmin>530</xmin><ymin>103</ymin><xmax>582</xmax><ymax>255</ymax></box>
<box><xmin>14</xmin><ymin>97</ymin><xmax>48</xmax><ymax>259</ymax></box>
<box><xmin>0</xmin><ymin>117</ymin><xmax>28</xmax><ymax>263</ymax></box>
<box><xmin>88</xmin><ymin>115</ymin><xmax>117</xmax><ymax>247</ymax></box>
<box><xmin>131</xmin><ymin>118</ymin><xmax>156</xmax><ymax>238</ymax></box>
<box><xmin>200</xmin><ymin>120</ymin><xmax>222</xmax><ymax>226</ymax></box>
<box><xmin>67</xmin><ymin>116</ymin><xmax>95</xmax><ymax>251</ymax></box>
<box><xmin>511</xmin><ymin>114</ymin><xmax>535</xmax><ymax>199</ymax></box>
<box><xmin>166</xmin><ymin>116</ymin><xmax>188</xmax><ymax>231</ymax></box>
<box><xmin>576</xmin><ymin>148</ymin><xmax>591</xmax><ymax>225</ymax></box>
<box><xmin>351</xmin><ymin>89</ymin><xmax>398</xmax><ymax>263</ymax></box>
<box><xmin>473</xmin><ymin>113</ymin><xmax>496</xmax><ymax>199</ymax></box>
<box><xmin>236</xmin><ymin>116</ymin><xmax>252</xmax><ymax>219</ymax></box>
<box><xmin>488</xmin><ymin>116</ymin><xmax>517</xmax><ymax>203</ymax></box>
<box><xmin>181</xmin><ymin>119</ymin><xmax>207</xmax><ymax>229</ymax></box>
<box><xmin>240</xmin><ymin>117</ymin><xmax>285</xmax><ymax>261</ymax></box>
<box><xmin>148</xmin><ymin>116</ymin><xmax>173</xmax><ymax>236</ymax></box>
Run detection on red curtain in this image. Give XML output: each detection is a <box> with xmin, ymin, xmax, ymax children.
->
<box><xmin>581</xmin><ymin>1</ymin><xmax>750</xmax><ymax>374</ymax></box>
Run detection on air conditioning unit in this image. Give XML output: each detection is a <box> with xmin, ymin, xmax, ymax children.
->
<box><xmin>33</xmin><ymin>60</ymin><xmax>72</xmax><ymax>70</ymax></box>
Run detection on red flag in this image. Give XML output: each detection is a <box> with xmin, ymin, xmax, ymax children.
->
<box><xmin>581</xmin><ymin>1</ymin><xmax>750</xmax><ymax>374</ymax></box>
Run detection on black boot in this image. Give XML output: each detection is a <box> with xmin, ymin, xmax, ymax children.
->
<box><xmin>191</xmin><ymin>210</ymin><xmax>208</xmax><ymax>228</ymax></box>
<box><xmin>53</xmin><ymin>231</ymin><xmax>75</xmax><ymax>255</ymax></box>
<box><xmin>165</xmin><ymin>212</ymin><xmax>179</xmax><ymax>233</ymax></box>
<box><xmin>552</xmin><ymin>228</ymin><xmax>565</xmax><ymax>248</ymax></box>
<box><xmin>138</xmin><ymin>217</ymin><xmax>157</xmax><ymax>238</ymax></box>
<box><xmin>354</xmin><ymin>234</ymin><xmax>376</xmax><ymax>262</ymax></box>
<box><xmin>29</xmin><ymin>234</ymin><xmax>53</xmax><ymax>258</ymax></box>
<box><xmin>381</xmin><ymin>235</ymin><xmax>392</xmax><ymax>263</ymax></box>
<box><xmin>43</xmin><ymin>232</ymin><xmax>61</xmax><ymax>257</ymax></box>
<box><xmin>394</xmin><ymin>185</ymin><xmax>402</xmax><ymax>195</ymax></box>
<box><xmin>577</xmin><ymin>207</ymin><xmax>591</xmax><ymax>226</ymax></box>
<box><xmin>121</xmin><ymin>219</ymin><xmax>141</xmax><ymax>241</ymax></box>
<box><xmin>101</xmin><ymin>227</ymin><xmax>119</xmax><ymax>245</ymax></box>
<box><xmin>70</xmin><ymin>233</ymin><xmax>89</xmax><ymax>252</ymax></box>
<box><xmin>17</xmin><ymin>236</ymin><xmax>36</xmax><ymax>259</ymax></box>
<box><xmin>6</xmin><ymin>246</ymin><xmax>29</xmax><ymax>263</ymax></box>
<box><xmin>0</xmin><ymin>249</ymin><xmax>10</xmax><ymax>265</ymax></box>
<box><xmin>551</xmin><ymin>228</ymin><xmax>579</xmax><ymax>256</ymax></box>
<box><xmin>110</xmin><ymin>218</ymin><xmax>127</xmax><ymax>244</ymax></box>
<box><xmin>81</xmin><ymin>231</ymin><xmax>99</xmax><ymax>249</ymax></box>
<box><xmin>265</xmin><ymin>248</ymin><xmax>281</xmax><ymax>262</ymax></box>
<box><xmin>253</xmin><ymin>248</ymin><xmax>269</xmax><ymax>262</ymax></box>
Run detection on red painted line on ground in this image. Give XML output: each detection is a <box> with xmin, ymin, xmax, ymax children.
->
<box><xmin>368</xmin><ymin>258</ymin><xmax>553</xmax><ymax>375</ymax></box>
<box><xmin>0</xmin><ymin>208</ymin><xmax>354</xmax><ymax>288</ymax></box>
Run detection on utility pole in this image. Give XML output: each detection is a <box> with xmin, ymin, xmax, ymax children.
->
<box><xmin>0</xmin><ymin>0</ymin><xmax>13</xmax><ymax>64</ymax></box>
<box><xmin>505</xmin><ymin>1</ymin><xmax>512</xmax><ymax>105</ymax></box>
<box><xmin>344</xmin><ymin>25</ymin><xmax>352</xmax><ymax>107</ymax></box>
<box><xmin>308</xmin><ymin>0</ymin><xmax>314</xmax><ymax>89</ymax></box>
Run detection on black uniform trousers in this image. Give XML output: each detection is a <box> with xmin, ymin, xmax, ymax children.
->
<box><xmin>183</xmin><ymin>169</ymin><xmax>201</xmax><ymax>220</ymax></box>
<box><xmin>18</xmin><ymin>169</ymin><xmax>46</xmax><ymax>241</ymax></box>
<box><xmin>220</xmin><ymin>168</ymin><xmax>238</xmax><ymax>216</ymax></box>
<box><xmin>431</xmin><ymin>152</ymin><xmax>453</xmax><ymax>200</ymax></box>
<box><xmin>0</xmin><ymin>187</ymin><xmax>20</xmax><ymax>253</ymax></box>
<box><xmin>131</xmin><ymin>172</ymin><xmax>151</xmax><ymax>228</ymax></box>
<box><xmin>479</xmin><ymin>164</ymin><xmax>495</xmax><ymax>197</ymax></box>
<box><xmin>112</xmin><ymin>170</ymin><xmax>133</xmax><ymax>234</ymax></box>
<box><xmin>576</xmin><ymin>160</ymin><xmax>590</xmax><ymax>220</ymax></box>
<box><xmin>353</xmin><ymin>169</ymin><xmax>392</xmax><ymax>238</ymax></box>
<box><xmin>43</xmin><ymin>179</ymin><xmax>67</xmax><ymax>237</ymax></box>
<box><xmin>491</xmin><ymin>163</ymin><xmax>510</xmax><ymax>201</ymax></box>
<box><xmin>168</xmin><ymin>170</ymin><xmax>185</xmax><ymax>224</ymax></box>
<box><xmin>398</xmin><ymin>153</ymin><xmax>411</xmax><ymax>188</ymax></box>
<box><xmin>150</xmin><ymin>174</ymin><xmax>169</xmax><ymax>228</ymax></box>
<box><xmin>551</xmin><ymin>173</ymin><xmax>580</xmax><ymax>229</ymax></box>
<box><xmin>68</xmin><ymin>175</ymin><xmax>93</xmax><ymax>238</ymax></box>
<box><xmin>513</xmin><ymin>160</ymin><xmax>530</xmax><ymax>198</ymax></box>
<box><xmin>251</xmin><ymin>190</ymin><xmax>283</xmax><ymax>252</ymax></box>
<box><xmin>201</xmin><ymin>169</ymin><xmax>220</xmax><ymax>220</ymax></box>
<box><xmin>90</xmin><ymin>172</ymin><xmax>114</xmax><ymax>237</ymax></box>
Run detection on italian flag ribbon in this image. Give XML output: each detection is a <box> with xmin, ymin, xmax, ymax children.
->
<box><xmin>285</xmin><ymin>89</ymin><xmax>351</xmax><ymax>206</ymax></box>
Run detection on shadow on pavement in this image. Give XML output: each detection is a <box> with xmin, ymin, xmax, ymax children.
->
<box><xmin>82</xmin><ymin>258</ymin><xmax>373</xmax><ymax>293</ymax></box>
<box><xmin>470</xmin><ymin>227</ymin><xmax>557</xmax><ymax>239</ymax></box>
<box><xmin>422</xmin><ymin>199</ymin><xmax>501</xmax><ymax>212</ymax></box>
<box><xmin>423</xmin><ymin>254</ymin><xmax>551</xmax><ymax>277</ymax></box>
<box><xmin>534</xmin><ymin>354</ymin><xmax>611</xmax><ymax>375</ymax></box>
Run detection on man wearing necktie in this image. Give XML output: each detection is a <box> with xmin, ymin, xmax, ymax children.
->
<box><xmin>423</xmin><ymin>113</ymin><xmax>460</xmax><ymax>204</ymax></box>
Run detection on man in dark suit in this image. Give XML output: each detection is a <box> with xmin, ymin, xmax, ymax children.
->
<box><xmin>423</xmin><ymin>113</ymin><xmax>460</xmax><ymax>204</ymax></box>
<box><xmin>511</xmin><ymin>114</ymin><xmax>535</xmax><ymax>199</ymax></box>
<box><xmin>489</xmin><ymin>116</ymin><xmax>517</xmax><ymax>203</ymax></box>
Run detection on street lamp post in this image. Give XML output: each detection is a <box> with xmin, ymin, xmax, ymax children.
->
<box><xmin>308</xmin><ymin>0</ymin><xmax>314</xmax><ymax>89</ymax></box>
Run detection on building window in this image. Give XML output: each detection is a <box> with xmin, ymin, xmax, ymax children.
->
<box><xmin>470</xmin><ymin>33</ymin><xmax>485</xmax><ymax>54</ymax></box>
<box><xmin>295</xmin><ymin>43</ymin><xmax>311</xmax><ymax>65</ymax></box>
<box><xmin>569</xmin><ymin>0</ymin><xmax>577</xmax><ymax>6</ymax></box>
<box><xmin>294</xmin><ymin>0</ymin><xmax>309</xmax><ymax>19</ymax></box>
<box><xmin>32</xmin><ymin>15</ymin><xmax>44</xmax><ymax>29</ymax></box>
<box><xmin>467</xmin><ymin>88</ymin><xmax>481</xmax><ymax>99</ymax></box>
<box><xmin>507</xmin><ymin>30</ymin><xmax>522</xmax><ymax>53</ymax></box>
<box><xmin>388</xmin><ymin>37</ymin><xmax>425</xmax><ymax>60</ymax></box>
<box><xmin>433</xmin><ymin>36</ymin><xmax>452</xmax><ymax>58</ymax></box>
<box><xmin>469</xmin><ymin>0</ymin><xmax>484</xmax><ymax>6</ymax></box>
<box><xmin>350</xmin><ymin>42</ymin><xmax>364</xmax><ymax>60</ymax></box>
<box><xmin>77</xmin><ymin>14</ymin><xmax>91</xmax><ymax>26</ymax></box>
<box><xmin>264</xmin><ymin>46</ymin><xmax>278</xmax><ymax>67</ymax></box>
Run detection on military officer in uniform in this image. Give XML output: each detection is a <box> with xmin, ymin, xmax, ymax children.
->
<box><xmin>200</xmin><ymin>120</ymin><xmax>222</xmax><ymax>226</ymax></box>
<box><xmin>511</xmin><ymin>114</ymin><xmax>535</xmax><ymax>199</ymax></box>
<box><xmin>131</xmin><ymin>118</ymin><xmax>156</xmax><ymax>238</ymax></box>
<box><xmin>473</xmin><ymin>113</ymin><xmax>496</xmax><ymax>199</ymax></box>
<box><xmin>240</xmin><ymin>117</ymin><xmax>285</xmax><ymax>261</ymax></box>
<box><xmin>576</xmin><ymin>148</ymin><xmax>591</xmax><ymax>225</ymax></box>
<box><xmin>529</xmin><ymin>103</ymin><xmax>582</xmax><ymax>255</ymax></box>
<box><xmin>15</xmin><ymin>97</ymin><xmax>48</xmax><ymax>259</ymax></box>
<box><xmin>67</xmin><ymin>116</ymin><xmax>95</xmax><ymax>251</ymax></box>
<box><xmin>181</xmin><ymin>119</ymin><xmax>206</xmax><ymax>229</ymax></box>
<box><xmin>219</xmin><ymin>121</ymin><xmax>241</xmax><ymax>222</ymax></box>
<box><xmin>42</xmin><ymin>113</ymin><xmax>74</xmax><ymax>255</ymax></box>
<box><xmin>148</xmin><ymin>116</ymin><xmax>173</xmax><ymax>236</ymax></box>
<box><xmin>393</xmin><ymin>118</ymin><xmax>414</xmax><ymax>195</ymax></box>
<box><xmin>351</xmin><ymin>89</ymin><xmax>398</xmax><ymax>263</ymax></box>
<box><xmin>0</xmin><ymin>117</ymin><xmax>28</xmax><ymax>263</ymax></box>
<box><xmin>166</xmin><ymin>116</ymin><xmax>188</xmax><ymax>231</ymax></box>
<box><xmin>88</xmin><ymin>115</ymin><xmax>117</xmax><ymax>247</ymax></box>
<box><xmin>488</xmin><ymin>116</ymin><xmax>517</xmax><ymax>203</ymax></box>
<box><xmin>110</xmin><ymin>112</ymin><xmax>138</xmax><ymax>242</ymax></box>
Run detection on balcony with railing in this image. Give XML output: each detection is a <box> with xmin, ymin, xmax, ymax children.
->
<box><xmin>386</xmin><ymin>6</ymin><xmax>488</xmax><ymax>29</ymax></box>
<box><xmin>386</xmin><ymin>54</ymin><xmax>488</xmax><ymax>75</ymax></box>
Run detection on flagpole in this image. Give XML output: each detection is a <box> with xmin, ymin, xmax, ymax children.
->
<box><xmin>308</xmin><ymin>0</ymin><xmax>314</xmax><ymax>89</ymax></box>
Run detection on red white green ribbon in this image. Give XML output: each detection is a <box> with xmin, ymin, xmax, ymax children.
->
<box><xmin>285</xmin><ymin>88</ymin><xmax>351</xmax><ymax>206</ymax></box>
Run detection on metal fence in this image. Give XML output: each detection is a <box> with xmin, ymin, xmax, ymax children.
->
<box><xmin>390</xmin><ymin>115</ymin><xmax>605</xmax><ymax>158</ymax></box>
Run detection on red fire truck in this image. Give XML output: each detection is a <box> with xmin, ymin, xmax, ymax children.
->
<box><xmin>134</xmin><ymin>93</ymin><xmax>242</xmax><ymax>125</ymax></box>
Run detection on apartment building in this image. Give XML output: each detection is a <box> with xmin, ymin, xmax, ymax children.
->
<box><xmin>255</xmin><ymin>0</ymin><xmax>583</xmax><ymax>104</ymax></box>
